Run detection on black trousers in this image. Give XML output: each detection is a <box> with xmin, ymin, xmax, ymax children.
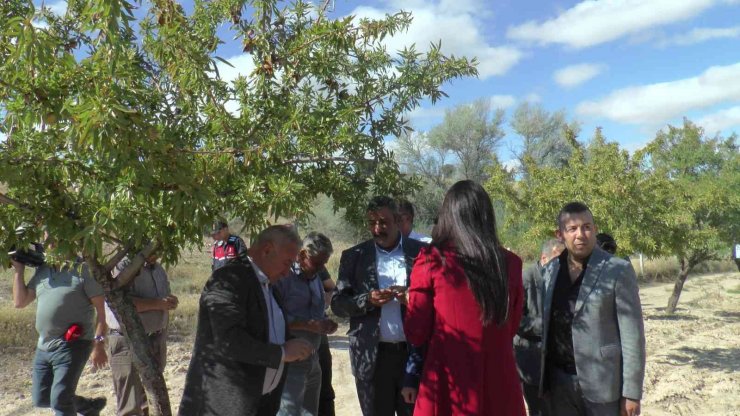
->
<box><xmin>543</xmin><ymin>366</ymin><xmax>619</xmax><ymax>416</ymax></box>
<box><xmin>318</xmin><ymin>335</ymin><xmax>335</xmax><ymax>416</ymax></box>
<box><xmin>356</xmin><ymin>343</ymin><xmax>414</xmax><ymax>416</ymax></box>
<box><xmin>522</xmin><ymin>382</ymin><xmax>548</xmax><ymax>416</ymax></box>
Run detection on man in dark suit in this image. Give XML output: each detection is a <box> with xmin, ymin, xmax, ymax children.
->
<box><xmin>515</xmin><ymin>238</ymin><xmax>563</xmax><ymax>416</ymax></box>
<box><xmin>540</xmin><ymin>202</ymin><xmax>646</xmax><ymax>416</ymax></box>
<box><xmin>331</xmin><ymin>196</ymin><xmax>427</xmax><ymax>416</ymax></box>
<box><xmin>179</xmin><ymin>225</ymin><xmax>314</xmax><ymax>416</ymax></box>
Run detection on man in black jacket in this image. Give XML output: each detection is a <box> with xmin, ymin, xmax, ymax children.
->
<box><xmin>331</xmin><ymin>196</ymin><xmax>426</xmax><ymax>416</ymax></box>
<box><xmin>179</xmin><ymin>225</ymin><xmax>313</xmax><ymax>416</ymax></box>
<box><xmin>514</xmin><ymin>238</ymin><xmax>563</xmax><ymax>416</ymax></box>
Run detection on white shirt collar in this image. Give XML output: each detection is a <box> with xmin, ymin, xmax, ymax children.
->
<box><xmin>375</xmin><ymin>234</ymin><xmax>404</xmax><ymax>255</ymax></box>
<box><xmin>248</xmin><ymin>256</ymin><xmax>270</xmax><ymax>285</ymax></box>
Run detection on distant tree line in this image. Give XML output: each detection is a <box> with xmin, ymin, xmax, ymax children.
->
<box><xmin>394</xmin><ymin>100</ymin><xmax>739</xmax><ymax>315</ymax></box>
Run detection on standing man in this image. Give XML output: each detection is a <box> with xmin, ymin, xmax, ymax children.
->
<box><xmin>276</xmin><ymin>232</ymin><xmax>339</xmax><ymax>416</ymax></box>
<box><xmin>105</xmin><ymin>255</ymin><xmax>178</xmax><ymax>416</ymax></box>
<box><xmin>515</xmin><ymin>239</ymin><xmax>563</xmax><ymax>416</ymax></box>
<box><xmin>397</xmin><ymin>199</ymin><xmax>431</xmax><ymax>243</ymax></box>
<box><xmin>541</xmin><ymin>202</ymin><xmax>646</xmax><ymax>416</ymax></box>
<box><xmin>317</xmin><ymin>271</ymin><xmax>337</xmax><ymax>416</ymax></box>
<box><xmin>211</xmin><ymin>220</ymin><xmax>249</xmax><ymax>270</ymax></box>
<box><xmin>179</xmin><ymin>225</ymin><xmax>314</xmax><ymax>416</ymax></box>
<box><xmin>11</xmin><ymin>234</ymin><xmax>108</xmax><ymax>416</ymax></box>
<box><xmin>331</xmin><ymin>196</ymin><xmax>427</xmax><ymax>416</ymax></box>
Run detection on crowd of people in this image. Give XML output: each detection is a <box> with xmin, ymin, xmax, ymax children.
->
<box><xmin>10</xmin><ymin>179</ymin><xmax>647</xmax><ymax>416</ymax></box>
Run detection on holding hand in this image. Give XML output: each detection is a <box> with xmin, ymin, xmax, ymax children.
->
<box><xmin>401</xmin><ymin>387</ymin><xmax>418</xmax><ymax>404</ymax></box>
<box><xmin>283</xmin><ymin>338</ymin><xmax>313</xmax><ymax>362</ymax></box>
<box><xmin>306</xmin><ymin>319</ymin><xmax>339</xmax><ymax>335</ymax></box>
<box><xmin>369</xmin><ymin>288</ymin><xmax>395</xmax><ymax>307</ymax></box>
<box><xmin>161</xmin><ymin>295</ymin><xmax>179</xmax><ymax>310</ymax></box>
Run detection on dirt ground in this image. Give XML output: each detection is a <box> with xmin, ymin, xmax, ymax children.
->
<box><xmin>1</xmin><ymin>272</ymin><xmax>737</xmax><ymax>416</ymax></box>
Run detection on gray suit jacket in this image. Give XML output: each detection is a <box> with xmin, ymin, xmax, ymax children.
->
<box><xmin>540</xmin><ymin>247</ymin><xmax>646</xmax><ymax>403</ymax></box>
<box><xmin>514</xmin><ymin>262</ymin><xmax>545</xmax><ymax>385</ymax></box>
<box><xmin>330</xmin><ymin>237</ymin><xmax>426</xmax><ymax>381</ymax></box>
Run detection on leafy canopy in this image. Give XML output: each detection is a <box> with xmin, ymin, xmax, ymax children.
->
<box><xmin>0</xmin><ymin>0</ymin><xmax>477</xmax><ymax>266</ymax></box>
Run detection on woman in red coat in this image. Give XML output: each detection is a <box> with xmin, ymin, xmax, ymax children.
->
<box><xmin>403</xmin><ymin>180</ymin><xmax>525</xmax><ymax>416</ymax></box>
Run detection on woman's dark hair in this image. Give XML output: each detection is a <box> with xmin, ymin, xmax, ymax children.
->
<box><xmin>432</xmin><ymin>180</ymin><xmax>508</xmax><ymax>325</ymax></box>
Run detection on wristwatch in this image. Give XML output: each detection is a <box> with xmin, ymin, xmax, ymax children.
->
<box><xmin>94</xmin><ymin>334</ymin><xmax>106</xmax><ymax>343</ymax></box>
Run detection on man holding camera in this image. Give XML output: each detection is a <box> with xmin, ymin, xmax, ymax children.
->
<box><xmin>331</xmin><ymin>196</ymin><xmax>426</xmax><ymax>416</ymax></box>
<box><xmin>11</xmin><ymin>236</ymin><xmax>108</xmax><ymax>416</ymax></box>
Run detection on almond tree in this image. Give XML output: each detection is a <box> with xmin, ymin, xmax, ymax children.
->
<box><xmin>0</xmin><ymin>1</ymin><xmax>476</xmax><ymax>414</ymax></box>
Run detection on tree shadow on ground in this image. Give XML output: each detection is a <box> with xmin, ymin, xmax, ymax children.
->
<box><xmin>644</xmin><ymin>313</ymin><xmax>699</xmax><ymax>321</ymax></box>
<box><xmin>714</xmin><ymin>310</ymin><xmax>740</xmax><ymax>319</ymax></box>
<box><xmin>328</xmin><ymin>335</ymin><xmax>349</xmax><ymax>350</ymax></box>
<box><xmin>661</xmin><ymin>347</ymin><xmax>740</xmax><ymax>373</ymax></box>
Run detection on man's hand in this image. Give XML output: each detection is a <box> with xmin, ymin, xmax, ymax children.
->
<box><xmin>161</xmin><ymin>295</ymin><xmax>179</xmax><ymax>310</ymax></box>
<box><xmin>305</xmin><ymin>319</ymin><xmax>339</xmax><ymax>335</ymax></box>
<box><xmin>369</xmin><ymin>289</ymin><xmax>395</xmax><ymax>307</ymax></box>
<box><xmin>283</xmin><ymin>338</ymin><xmax>313</xmax><ymax>362</ymax></box>
<box><xmin>319</xmin><ymin>319</ymin><xmax>338</xmax><ymax>335</ymax></box>
<box><xmin>401</xmin><ymin>387</ymin><xmax>417</xmax><ymax>404</ymax></box>
<box><xmin>620</xmin><ymin>397</ymin><xmax>640</xmax><ymax>416</ymax></box>
<box><xmin>11</xmin><ymin>259</ymin><xmax>25</xmax><ymax>273</ymax></box>
<box><xmin>90</xmin><ymin>343</ymin><xmax>108</xmax><ymax>370</ymax></box>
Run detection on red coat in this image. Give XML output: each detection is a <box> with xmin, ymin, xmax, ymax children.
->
<box><xmin>404</xmin><ymin>245</ymin><xmax>526</xmax><ymax>416</ymax></box>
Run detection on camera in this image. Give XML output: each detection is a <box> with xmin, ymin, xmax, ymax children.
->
<box><xmin>8</xmin><ymin>243</ymin><xmax>46</xmax><ymax>267</ymax></box>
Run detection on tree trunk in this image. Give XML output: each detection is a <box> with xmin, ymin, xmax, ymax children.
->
<box><xmin>86</xmin><ymin>256</ymin><xmax>173</xmax><ymax>416</ymax></box>
<box><xmin>666</xmin><ymin>257</ymin><xmax>692</xmax><ymax>314</ymax></box>
<box><xmin>106</xmin><ymin>290</ymin><xmax>173</xmax><ymax>416</ymax></box>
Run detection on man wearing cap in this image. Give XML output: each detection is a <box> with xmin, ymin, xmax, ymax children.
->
<box><xmin>105</xmin><ymin>255</ymin><xmax>178</xmax><ymax>416</ymax></box>
<box><xmin>211</xmin><ymin>220</ymin><xmax>249</xmax><ymax>270</ymax></box>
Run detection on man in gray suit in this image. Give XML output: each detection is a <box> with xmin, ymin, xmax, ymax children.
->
<box><xmin>541</xmin><ymin>202</ymin><xmax>646</xmax><ymax>416</ymax></box>
<box><xmin>515</xmin><ymin>238</ymin><xmax>563</xmax><ymax>416</ymax></box>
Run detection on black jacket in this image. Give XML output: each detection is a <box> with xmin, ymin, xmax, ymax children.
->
<box><xmin>179</xmin><ymin>262</ymin><xmax>288</xmax><ymax>416</ymax></box>
<box><xmin>330</xmin><ymin>237</ymin><xmax>426</xmax><ymax>381</ymax></box>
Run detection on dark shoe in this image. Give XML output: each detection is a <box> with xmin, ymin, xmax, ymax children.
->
<box><xmin>74</xmin><ymin>395</ymin><xmax>107</xmax><ymax>416</ymax></box>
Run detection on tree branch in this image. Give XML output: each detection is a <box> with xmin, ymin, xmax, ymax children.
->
<box><xmin>112</xmin><ymin>241</ymin><xmax>159</xmax><ymax>289</ymax></box>
<box><xmin>0</xmin><ymin>192</ymin><xmax>30</xmax><ymax>211</ymax></box>
<box><xmin>104</xmin><ymin>241</ymin><xmax>134</xmax><ymax>274</ymax></box>
<box><xmin>281</xmin><ymin>156</ymin><xmax>350</xmax><ymax>165</ymax></box>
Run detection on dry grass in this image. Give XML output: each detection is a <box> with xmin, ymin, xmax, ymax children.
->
<box><xmin>1</xmin><ymin>242</ymin><xmax>735</xmax><ymax>351</ymax></box>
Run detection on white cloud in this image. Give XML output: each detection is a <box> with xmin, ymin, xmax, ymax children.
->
<box><xmin>576</xmin><ymin>62</ymin><xmax>740</xmax><ymax>125</ymax></box>
<box><xmin>506</xmin><ymin>0</ymin><xmax>722</xmax><ymax>49</ymax></box>
<box><xmin>214</xmin><ymin>54</ymin><xmax>257</xmax><ymax>115</ymax></box>
<box><xmin>406</xmin><ymin>106</ymin><xmax>447</xmax><ymax>123</ymax></box>
<box><xmin>696</xmin><ymin>106</ymin><xmax>740</xmax><ymax>133</ymax></box>
<box><xmin>501</xmin><ymin>159</ymin><xmax>520</xmax><ymax>172</ymax></box>
<box><xmin>490</xmin><ymin>95</ymin><xmax>516</xmax><ymax>109</ymax></box>
<box><xmin>523</xmin><ymin>93</ymin><xmax>542</xmax><ymax>104</ymax></box>
<box><xmin>351</xmin><ymin>0</ymin><xmax>522</xmax><ymax>79</ymax></box>
<box><xmin>553</xmin><ymin>63</ymin><xmax>606</xmax><ymax>88</ymax></box>
<box><xmin>660</xmin><ymin>25</ymin><xmax>740</xmax><ymax>46</ymax></box>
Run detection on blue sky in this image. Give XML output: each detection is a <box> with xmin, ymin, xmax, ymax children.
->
<box><xmin>33</xmin><ymin>0</ymin><xmax>740</xmax><ymax>161</ymax></box>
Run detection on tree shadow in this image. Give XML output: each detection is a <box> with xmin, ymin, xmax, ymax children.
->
<box><xmin>714</xmin><ymin>311</ymin><xmax>740</xmax><ymax>319</ymax></box>
<box><xmin>327</xmin><ymin>335</ymin><xmax>349</xmax><ymax>350</ymax></box>
<box><xmin>661</xmin><ymin>347</ymin><xmax>740</xmax><ymax>373</ymax></box>
<box><xmin>644</xmin><ymin>313</ymin><xmax>699</xmax><ymax>321</ymax></box>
